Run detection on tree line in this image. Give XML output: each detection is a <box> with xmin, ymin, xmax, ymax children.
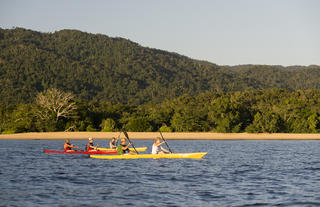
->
<box><xmin>1</xmin><ymin>88</ymin><xmax>320</xmax><ymax>134</ymax></box>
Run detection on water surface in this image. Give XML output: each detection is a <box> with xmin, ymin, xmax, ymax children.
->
<box><xmin>1</xmin><ymin>140</ymin><xmax>320</xmax><ymax>207</ymax></box>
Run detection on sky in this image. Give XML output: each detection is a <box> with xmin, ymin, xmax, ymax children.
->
<box><xmin>1</xmin><ymin>0</ymin><xmax>319</xmax><ymax>66</ymax></box>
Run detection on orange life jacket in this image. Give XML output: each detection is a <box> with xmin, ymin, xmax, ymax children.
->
<box><xmin>64</xmin><ymin>143</ymin><xmax>72</xmax><ymax>151</ymax></box>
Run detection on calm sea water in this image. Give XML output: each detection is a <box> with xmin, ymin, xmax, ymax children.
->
<box><xmin>0</xmin><ymin>139</ymin><xmax>320</xmax><ymax>207</ymax></box>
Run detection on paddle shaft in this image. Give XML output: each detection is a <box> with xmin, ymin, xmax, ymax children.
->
<box><xmin>122</xmin><ymin>130</ymin><xmax>139</xmax><ymax>154</ymax></box>
<box><xmin>159</xmin><ymin>131</ymin><xmax>173</xmax><ymax>153</ymax></box>
<box><xmin>116</xmin><ymin>131</ymin><xmax>121</xmax><ymax>146</ymax></box>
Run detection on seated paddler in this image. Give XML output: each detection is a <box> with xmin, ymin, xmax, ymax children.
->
<box><xmin>152</xmin><ymin>137</ymin><xmax>170</xmax><ymax>154</ymax></box>
<box><xmin>64</xmin><ymin>139</ymin><xmax>78</xmax><ymax>152</ymax></box>
<box><xmin>117</xmin><ymin>138</ymin><xmax>137</xmax><ymax>155</ymax></box>
<box><xmin>86</xmin><ymin>137</ymin><xmax>98</xmax><ymax>151</ymax></box>
<box><xmin>109</xmin><ymin>137</ymin><xmax>117</xmax><ymax>149</ymax></box>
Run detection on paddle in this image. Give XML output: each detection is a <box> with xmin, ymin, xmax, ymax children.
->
<box><xmin>73</xmin><ymin>145</ymin><xmax>80</xmax><ymax>151</ymax></box>
<box><xmin>122</xmin><ymin>130</ymin><xmax>139</xmax><ymax>154</ymax></box>
<box><xmin>115</xmin><ymin>131</ymin><xmax>122</xmax><ymax>146</ymax></box>
<box><xmin>159</xmin><ymin>131</ymin><xmax>173</xmax><ymax>153</ymax></box>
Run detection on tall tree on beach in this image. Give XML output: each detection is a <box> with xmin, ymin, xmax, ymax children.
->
<box><xmin>36</xmin><ymin>88</ymin><xmax>77</xmax><ymax>130</ymax></box>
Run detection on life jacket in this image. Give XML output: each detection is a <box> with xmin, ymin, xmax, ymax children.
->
<box><xmin>117</xmin><ymin>144</ymin><xmax>129</xmax><ymax>154</ymax></box>
<box><xmin>86</xmin><ymin>143</ymin><xmax>94</xmax><ymax>151</ymax></box>
<box><xmin>64</xmin><ymin>143</ymin><xmax>72</xmax><ymax>151</ymax></box>
<box><xmin>117</xmin><ymin>144</ymin><xmax>123</xmax><ymax>155</ymax></box>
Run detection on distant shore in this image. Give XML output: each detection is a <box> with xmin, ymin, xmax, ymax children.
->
<box><xmin>1</xmin><ymin>132</ymin><xmax>320</xmax><ymax>140</ymax></box>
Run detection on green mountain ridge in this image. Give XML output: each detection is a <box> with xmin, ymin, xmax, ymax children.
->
<box><xmin>1</xmin><ymin>27</ymin><xmax>320</xmax><ymax>105</ymax></box>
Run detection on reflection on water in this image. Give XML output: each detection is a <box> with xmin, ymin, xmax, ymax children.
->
<box><xmin>0</xmin><ymin>140</ymin><xmax>320</xmax><ymax>207</ymax></box>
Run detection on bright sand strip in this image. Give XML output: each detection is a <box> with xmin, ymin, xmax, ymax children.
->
<box><xmin>0</xmin><ymin>132</ymin><xmax>320</xmax><ymax>140</ymax></box>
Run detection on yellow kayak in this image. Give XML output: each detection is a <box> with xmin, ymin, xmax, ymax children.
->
<box><xmin>90</xmin><ymin>152</ymin><xmax>207</xmax><ymax>159</ymax></box>
<box><xmin>97</xmin><ymin>147</ymin><xmax>147</xmax><ymax>152</ymax></box>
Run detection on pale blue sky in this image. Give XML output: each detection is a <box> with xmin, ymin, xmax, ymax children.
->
<box><xmin>1</xmin><ymin>0</ymin><xmax>319</xmax><ymax>66</ymax></box>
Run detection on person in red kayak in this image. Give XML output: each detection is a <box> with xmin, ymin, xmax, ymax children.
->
<box><xmin>64</xmin><ymin>139</ymin><xmax>78</xmax><ymax>152</ymax></box>
<box><xmin>86</xmin><ymin>137</ymin><xmax>98</xmax><ymax>151</ymax></box>
<box><xmin>117</xmin><ymin>138</ymin><xmax>136</xmax><ymax>155</ymax></box>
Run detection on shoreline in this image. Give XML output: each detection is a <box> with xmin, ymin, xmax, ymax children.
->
<box><xmin>1</xmin><ymin>132</ymin><xmax>320</xmax><ymax>140</ymax></box>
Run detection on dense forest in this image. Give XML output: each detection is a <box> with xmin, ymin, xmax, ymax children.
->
<box><xmin>1</xmin><ymin>89</ymin><xmax>320</xmax><ymax>134</ymax></box>
<box><xmin>1</xmin><ymin>28</ymin><xmax>320</xmax><ymax>133</ymax></box>
<box><xmin>1</xmin><ymin>27</ymin><xmax>320</xmax><ymax>105</ymax></box>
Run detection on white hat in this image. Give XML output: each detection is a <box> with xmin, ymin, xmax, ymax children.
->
<box><xmin>89</xmin><ymin>137</ymin><xmax>93</xmax><ymax>140</ymax></box>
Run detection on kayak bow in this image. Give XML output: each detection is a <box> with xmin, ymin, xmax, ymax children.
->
<box><xmin>90</xmin><ymin>152</ymin><xmax>207</xmax><ymax>159</ymax></box>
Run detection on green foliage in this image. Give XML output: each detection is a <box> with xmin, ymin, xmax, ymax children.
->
<box><xmin>100</xmin><ymin>118</ymin><xmax>116</xmax><ymax>132</ymax></box>
<box><xmin>307</xmin><ymin>113</ymin><xmax>320</xmax><ymax>133</ymax></box>
<box><xmin>159</xmin><ymin>126</ymin><xmax>172</xmax><ymax>132</ymax></box>
<box><xmin>2</xmin><ymin>130</ymin><xmax>16</xmax><ymax>134</ymax></box>
<box><xmin>86</xmin><ymin>125</ymin><xmax>97</xmax><ymax>132</ymax></box>
<box><xmin>2</xmin><ymin>89</ymin><xmax>320</xmax><ymax>133</ymax></box>
<box><xmin>245</xmin><ymin>112</ymin><xmax>283</xmax><ymax>133</ymax></box>
<box><xmin>1</xmin><ymin>28</ymin><xmax>320</xmax><ymax>106</ymax></box>
<box><xmin>208</xmin><ymin>97</ymin><xmax>242</xmax><ymax>132</ymax></box>
<box><xmin>124</xmin><ymin>117</ymin><xmax>152</xmax><ymax>132</ymax></box>
<box><xmin>170</xmin><ymin>95</ymin><xmax>210</xmax><ymax>132</ymax></box>
<box><xmin>1</xmin><ymin>27</ymin><xmax>320</xmax><ymax>133</ymax></box>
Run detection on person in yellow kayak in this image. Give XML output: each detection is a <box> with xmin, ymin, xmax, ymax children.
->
<box><xmin>64</xmin><ymin>139</ymin><xmax>79</xmax><ymax>152</ymax></box>
<box><xmin>117</xmin><ymin>138</ymin><xmax>137</xmax><ymax>155</ymax></box>
<box><xmin>86</xmin><ymin>137</ymin><xmax>98</xmax><ymax>151</ymax></box>
<box><xmin>109</xmin><ymin>137</ymin><xmax>117</xmax><ymax>149</ymax></box>
<box><xmin>152</xmin><ymin>137</ymin><xmax>170</xmax><ymax>154</ymax></box>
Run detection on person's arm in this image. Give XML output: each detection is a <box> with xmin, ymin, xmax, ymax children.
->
<box><xmin>160</xmin><ymin>146</ymin><xmax>169</xmax><ymax>153</ymax></box>
<box><xmin>110</xmin><ymin>142</ymin><xmax>115</xmax><ymax>148</ymax></box>
<box><xmin>71</xmin><ymin>144</ymin><xmax>79</xmax><ymax>149</ymax></box>
<box><xmin>65</xmin><ymin>143</ymin><xmax>73</xmax><ymax>148</ymax></box>
<box><xmin>122</xmin><ymin>143</ymin><xmax>132</xmax><ymax>150</ymax></box>
<box><xmin>88</xmin><ymin>144</ymin><xmax>98</xmax><ymax>150</ymax></box>
<box><xmin>154</xmin><ymin>141</ymin><xmax>165</xmax><ymax>147</ymax></box>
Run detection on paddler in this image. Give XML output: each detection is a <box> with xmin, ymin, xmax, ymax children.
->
<box><xmin>109</xmin><ymin>137</ymin><xmax>117</xmax><ymax>149</ymax></box>
<box><xmin>117</xmin><ymin>138</ymin><xmax>137</xmax><ymax>155</ymax></box>
<box><xmin>86</xmin><ymin>137</ymin><xmax>98</xmax><ymax>151</ymax></box>
<box><xmin>151</xmin><ymin>137</ymin><xmax>170</xmax><ymax>154</ymax></box>
<box><xmin>64</xmin><ymin>139</ymin><xmax>78</xmax><ymax>152</ymax></box>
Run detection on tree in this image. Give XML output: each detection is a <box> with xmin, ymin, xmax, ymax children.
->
<box><xmin>246</xmin><ymin>112</ymin><xmax>283</xmax><ymax>133</ymax></box>
<box><xmin>100</xmin><ymin>118</ymin><xmax>116</xmax><ymax>132</ymax></box>
<box><xmin>170</xmin><ymin>98</ymin><xmax>210</xmax><ymax>132</ymax></box>
<box><xmin>208</xmin><ymin>96</ymin><xmax>242</xmax><ymax>132</ymax></box>
<box><xmin>124</xmin><ymin>117</ymin><xmax>152</xmax><ymax>132</ymax></box>
<box><xmin>307</xmin><ymin>113</ymin><xmax>320</xmax><ymax>133</ymax></box>
<box><xmin>159</xmin><ymin>123</ymin><xmax>172</xmax><ymax>132</ymax></box>
<box><xmin>36</xmin><ymin>88</ymin><xmax>77</xmax><ymax>131</ymax></box>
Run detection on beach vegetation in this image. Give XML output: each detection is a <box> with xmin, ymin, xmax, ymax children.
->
<box><xmin>1</xmin><ymin>28</ymin><xmax>320</xmax><ymax>133</ymax></box>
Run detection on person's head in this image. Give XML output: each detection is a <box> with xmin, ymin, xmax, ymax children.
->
<box><xmin>89</xmin><ymin>137</ymin><xmax>93</xmax><ymax>143</ymax></box>
<box><xmin>154</xmin><ymin>137</ymin><xmax>161</xmax><ymax>144</ymax></box>
<box><xmin>65</xmin><ymin>139</ymin><xmax>70</xmax><ymax>143</ymax></box>
<box><xmin>120</xmin><ymin>138</ymin><xmax>127</xmax><ymax>145</ymax></box>
<box><xmin>111</xmin><ymin>137</ymin><xmax>116</xmax><ymax>142</ymax></box>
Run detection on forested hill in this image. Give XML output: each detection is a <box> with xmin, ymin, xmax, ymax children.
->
<box><xmin>1</xmin><ymin>27</ymin><xmax>320</xmax><ymax>105</ymax></box>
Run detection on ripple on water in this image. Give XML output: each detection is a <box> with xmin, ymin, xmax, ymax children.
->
<box><xmin>0</xmin><ymin>140</ymin><xmax>320</xmax><ymax>207</ymax></box>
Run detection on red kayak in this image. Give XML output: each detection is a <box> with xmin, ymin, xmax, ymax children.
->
<box><xmin>44</xmin><ymin>150</ymin><xmax>117</xmax><ymax>154</ymax></box>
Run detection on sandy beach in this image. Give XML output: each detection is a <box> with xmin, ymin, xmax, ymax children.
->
<box><xmin>1</xmin><ymin>132</ymin><xmax>320</xmax><ymax>140</ymax></box>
